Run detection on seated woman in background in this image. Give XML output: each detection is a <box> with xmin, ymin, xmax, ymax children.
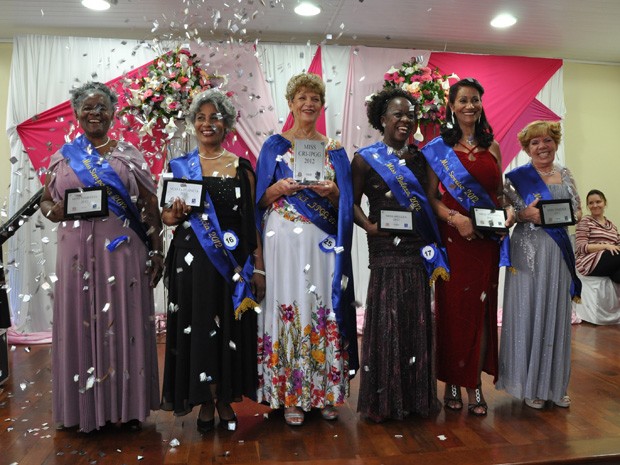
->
<box><xmin>575</xmin><ymin>189</ymin><xmax>620</xmax><ymax>283</ymax></box>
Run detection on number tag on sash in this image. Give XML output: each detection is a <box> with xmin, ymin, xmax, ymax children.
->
<box><xmin>223</xmin><ymin>230</ymin><xmax>239</xmax><ymax>250</ymax></box>
<box><xmin>421</xmin><ymin>245</ymin><xmax>435</xmax><ymax>262</ymax></box>
<box><xmin>319</xmin><ymin>235</ymin><xmax>337</xmax><ymax>253</ymax></box>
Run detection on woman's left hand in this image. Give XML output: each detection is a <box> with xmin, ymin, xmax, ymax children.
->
<box><xmin>308</xmin><ymin>180</ymin><xmax>339</xmax><ymax>198</ymax></box>
<box><xmin>251</xmin><ymin>273</ymin><xmax>266</xmax><ymax>303</ymax></box>
<box><xmin>146</xmin><ymin>254</ymin><xmax>164</xmax><ymax>288</ymax></box>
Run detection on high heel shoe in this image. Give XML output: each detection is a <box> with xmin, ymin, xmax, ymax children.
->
<box><xmin>216</xmin><ymin>402</ymin><xmax>237</xmax><ymax>431</ymax></box>
<box><xmin>197</xmin><ymin>402</ymin><xmax>215</xmax><ymax>433</ymax></box>
<box><xmin>467</xmin><ymin>385</ymin><xmax>488</xmax><ymax>416</ymax></box>
<box><xmin>444</xmin><ymin>384</ymin><xmax>463</xmax><ymax>411</ymax></box>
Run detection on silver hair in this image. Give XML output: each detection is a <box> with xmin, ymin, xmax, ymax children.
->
<box><xmin>188</xmin><ymin>89</ymin><xmax>236</xmax><ymax>130</ymax></box>
<box><xmin>69</xmin><ymin>82</ymin><xmax>118</xmax><ymax>112</ymax></box>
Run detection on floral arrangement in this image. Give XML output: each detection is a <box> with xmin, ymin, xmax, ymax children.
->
<box><xmin>120</xmin><ymin>48</ymin><xmax>217</xmax><ymax>137</ymax></box>
<box><xmin>383</xmin><ymin>56</ymin><xmax>456</xmax><ymax>128</ymax></box>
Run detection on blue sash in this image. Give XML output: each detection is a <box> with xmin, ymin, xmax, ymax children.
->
<box><xmin>60</xmin><ymin>134</ymin><xmax>149</xmax><ymax>246</ymax></box>
<box><xmin>505</xmin><ymin>164</ymin><xmax>581</xmax><ymax>301</ymax></box>
<box><xmin>255</xmin><ymin>135</ymin><xmax>356</xmax><ymax>343</ymax></box>
<box><xmin>170</xmin><ymin>149</ymin><xmax>258</xmax><ymax>318</ymax></box>
<box><xmin>422</xmin><ymin>136</ymin><xmax>511</xmax><ymax>267</ymax></box>
<box><xmin>357</xmin><ymin>142</ymin><xmax>449</xmax><ymax>285</ymax></box>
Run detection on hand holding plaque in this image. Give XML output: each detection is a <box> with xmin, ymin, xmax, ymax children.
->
<box><xmin>293</xmin><ymin>139</ymin><xmax>326</xmax><ymax>185</ymax></box>
<box><xmin>161</xmin><ymin>179</ymin><xmax>206</xmax><ymax>211</ymax></box>
<box><xmin>470</xmin><ymin>207</ymin><xmax>508</xmax><ymax>232</ymax></box>
<box><xmin>537</xmin><ymin>199</ymin><xmax>575</xmax><ymax>226</ymax></box>
<box><xmin>64</xmin><ymin>186</ymin><xmax>109</xmax><ymax>219</ymax></box>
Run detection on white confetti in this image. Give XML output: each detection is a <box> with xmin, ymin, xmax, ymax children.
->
<box><xmin>229</xmin><ymin>341</ymin><xmax>237</xmax><ymax>350</ymax></box>
<box><xmin>232</xmin><ymin>273</ymin><xmax>241</xmax><ymax>282</ymax></box>
<box><xmin>254</xmin><ymin>306</ymin><xmax>262</xmax><ymax>314</ymax></box>
<box><xmin>394</xmin><ymin>434</ymin><xmax>403</xmax><ymax>438</ymax></box>
<box><xmin>438</xmin><ymin>435</ymin><xmax>447</xmax><ymax>441</ymax></box>
<box><xmin>74</xmin><ymin>374</ymin><xmax>79</xmax><ymax>382</ymax></box>
<box><xmin>183</xmin><ymin>326</ymin><xmax>192</xmax><ymax>334</ymax></box>
<box><xmin>22</xmin><ymin>294</ymin><xmax>31</xmax><ymax>302</ymax></box>
<box><xmin>41</xmin><ymin>237</ymin><xmax>50</xmax><ymax>244</ymax></box>
<box><xmin>184</xmin><ymin>252</ymin><xmax>194</xmax><ymax>266</ymax></box>
<box><xmin>308</xmin><ymin>284</ymin><xmax>316</xmax><ymax>293</ymax></box>
<box><xmin>340</xmin><ymin>275</ymin><xmax>349</xmax><ymax>291</ymax></box>
<box><xmin>73</xmin><ymin>220</ymin><xmax>80</xmax><ymax>229</ymax></box>
<box><xmin>20</xmin><ymin>382</ymin><xmax>27</xmax><ymax>391</ymax></box>
<box><xmin>304</xmin><ymin>264</ymin><xmax>311</xmax><ymax>273</ymax></box>
<box><xmin>102</xmin><ymin>303</ymin><xmax>110</xmax><ymax>313</ymax></box>
<box><xmin>266</xmin><ymin>230</ymin><xmax>276</xmax><ymax>238</ymax></box>
<box><xmin>480</xmin><ymin>291</ymin><xmax>487</xmax><ymax>302</ymax></box>
<box><xmin>293</xmin><ymin>227</ymin><xmax>303</xmax><ymax>235</ymax></box>
<box><xmin>209</xmin><ymin>329</ymin><xmax>217</xmax><ymax>337</ymax></box>
<box><xmin>409</xmin><ymin>357</ymin><xmax>416</xmax><ymax>365</ymax></box>
<box><xmin>170</xmin><ymin>438</ymin><xmax>180</xmax><ymax>448</ymax></box>
<box><xmin>107</xmin><ymin>276</ymin><xmax>115</xmax><ymax>284</ymax></box>
<box><xmin>334</xmin><ymin>246</ymin><xmax>344</xmax><ymax>254</ymax></box>
<box><xmin>393</xmin><ymin>236</ymin><xmax>401</xmax><ymax>246</ymax></box>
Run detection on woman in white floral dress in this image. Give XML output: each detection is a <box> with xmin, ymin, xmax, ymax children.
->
<box><xmin>255</xmin><ymin>73</ymin><xmax>357</xmax><ymax>426</ymax></box>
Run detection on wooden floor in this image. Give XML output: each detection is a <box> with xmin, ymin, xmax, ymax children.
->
<box><xmin>2</xmin><ymin>323</ymin><xmax>620</xmax><ymax>465</ymax></box>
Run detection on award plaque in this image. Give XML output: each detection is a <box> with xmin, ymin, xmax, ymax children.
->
<box><xmin>293</xmin><ymin>139</ymin><xmax>326</xmax><ymax>184</ymax></box>
<box><xmin>64</xmin><ymin>186</ymin><xmax>108</xmax><ymax>219</ymax></box>
<box><xmin>538</xmin><ymin>199</ymin><xmax>575</xmax><ymax>226</ymax></box>
<box><xmin>470</xmin><ymin>207</ymin><xmax>508</xmax><ymax>232</ymax></box>
<box><xmin>160</xmin><ymin>179</ymin><xmax>206</xmax><ymax>210</ymax></box>
<box><xmin>378</xmin><ymin>209</ymin><xmax>415</xmax><ymax>234</ymax></box>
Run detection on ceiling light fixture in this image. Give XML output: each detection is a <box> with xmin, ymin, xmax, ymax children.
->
<box><xmin>490</xmin><ymin>13</ymin><xmax>517</xmax><ymax>28</ymax></box>
<box><xmin>82</xmin><ymin>0</ymin><xmax>117</xmax><ymax>11</ymax></box>
<box><xmin>294</xmin><ymin>2</ymin><xmax>321</xmax><ymax>17</ymax></box>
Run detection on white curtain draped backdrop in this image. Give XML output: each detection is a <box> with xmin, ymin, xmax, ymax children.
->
<box><xmin>5</xmin><ymin>35</ymin><xmax>564</xmax><ymax>335</ymax></box>
<box><xmin>6</xmin><ymin>35</ymin><xmax>157</xmax><ymax>336</ymax></box>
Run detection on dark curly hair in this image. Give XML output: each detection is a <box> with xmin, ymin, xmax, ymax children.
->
<box><xmin>366</xmin><ymin>88</ymin><xmax>417</xmax><ymax>135</ymax></box>
<box><xmin>440</xmin><ymin>78</ymin><xmax>494</xmax><ymax>149</ymax></box>
<box><xmin>69</xmin><ymin>82</ymin><xmax>118</xmax><ymax>113</ymax></box>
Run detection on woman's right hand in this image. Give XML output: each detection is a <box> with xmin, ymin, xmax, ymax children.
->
<box><xmin>451</xmin><ymin>212</ymin><xmax>482</xmax><ymax>241</ymax></box>
<box><xmin>605</xmin><ymin>244</ymin><xmax>620</xmax><ymax>255</ymax></box>
<box><xmin>364</xmin><ymin>221</ymin><xmax>389</xmax><ymax>237</ymax></box>
<box><xmin>43</xmin><ymin>200</ymin><xmax>65</xmax><ymax>223</ymax></box>
<box><xmin>273</xmin><ymin>177</ymin><xmax>305</xmax><ymax>198</ymax></box>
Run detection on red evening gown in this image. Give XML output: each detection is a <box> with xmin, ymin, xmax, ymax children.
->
<box><xmin>434</xmin><ymin>147</ymin><xmax>501</xmax><ymax>389</ymax></box>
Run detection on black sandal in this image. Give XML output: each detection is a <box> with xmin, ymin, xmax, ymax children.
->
<box><xmin>444</xmin><ymin>384</ymin><xmax>463</xmax><ymax>411</ymax></box>
<box><xmin>467</xmin><ymin>385</ymin><xmax>488</xmax><ymax>416</ymax></box>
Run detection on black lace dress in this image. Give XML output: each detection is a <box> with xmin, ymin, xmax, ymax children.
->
<box><xmin>356</xmin><ymin>151</ymin><xmax>439</xmax><ymax>421</ymax></box>
<box><xmin>161</xmin><ymin>159</ymin><xmax>258</xmax><ymax>415</ymax></box>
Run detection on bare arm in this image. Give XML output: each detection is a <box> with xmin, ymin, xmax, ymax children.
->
<box><xmin>247</xmin><ymin>170</ymin><xmax>266</xmax><ymax>302</ymax></box>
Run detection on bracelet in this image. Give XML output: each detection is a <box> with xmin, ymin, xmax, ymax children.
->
<box><xmin>447</xmin><ymin>209</ymin><xmax>457</xmax><ymax>228</ymax></box>
<box><xmin>253</xmin><ymin>269</ymin><xmax>266</xmax><ymax>276</ymax></box>
<box><xmin>148</xmin><ymin>250</ymin><xmax>164</xmax><ymax>258</ymax></box>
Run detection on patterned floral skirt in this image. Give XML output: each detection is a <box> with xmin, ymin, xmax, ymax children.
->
<box><xmin>257</xmin><ymin>212</ymin><xmax>349</xmax><ymax>411</ymax></box>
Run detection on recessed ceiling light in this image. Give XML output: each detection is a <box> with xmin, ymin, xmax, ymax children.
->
<box><xmin>82</xmin><ymin>0</ymin><xmax>115</xmax><ymax>11</ymax></box>
<box><xmin>294</xmin><ymin>2</ymin><xmax>321</xmax><ymax>17</ymax></box>
<box><xmin>490</xmin><ymin>13</ymin><xmax>517</xmax><ymax>28</ymax></box>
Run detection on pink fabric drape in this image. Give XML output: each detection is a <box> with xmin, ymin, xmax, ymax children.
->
<box><xmin>281</xmin><ymin>45</ymin><xmax>327</xmax><ymax>135</ymax></box>
<box><xmin>427</xmin><ymin>52</ymin><xmax>562</xmax><ymax>167</ymax></box>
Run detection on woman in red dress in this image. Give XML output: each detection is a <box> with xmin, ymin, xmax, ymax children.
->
<box><xmin>424</xmin><ymin>78</ymin><xmax>514</xmax><ymax>416</ymax></box>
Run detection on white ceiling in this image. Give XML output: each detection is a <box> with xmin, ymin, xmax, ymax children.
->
<box><xmin>1</xmin><ymin>0</ymin><xmax>619</xmax><ymax>64</ymax></box>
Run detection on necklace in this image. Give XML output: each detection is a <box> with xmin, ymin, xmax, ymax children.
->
<box><xmin>464</xmin><ymin>134</ymin><xmax>476</xmax><ymax>146</ymax></box>
<box><xmin>199</xmin><ymin>148</ymin><xmax>225</xmax><ymax>160</ymax></box>
<box><xmin>385</xmin><ymin>142</ymin><xmax>408</xmax><ymax>158</ymax></box>
<box><xmin>536</xmin><ymin>167</ymin><xmax>556</xmax><ymax>176</ymax></box>
<box><xmin>94</xmin><ymin>136</ymin><xmax>110</xmax><ymax>149</ymax></box>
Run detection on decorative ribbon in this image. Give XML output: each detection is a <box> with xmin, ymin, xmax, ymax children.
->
<box><xmin>357</xmin><ymin>141</ymin><xmax>449</xmax><ymax>285</ymax></box>
<box><xmin>60</xmin><ymin>134</ymin><xmax>149</xmax><ymax>246</ymax></box>
<box><xmin>422</xmin><ymin>136</ymin><xmax>511</xmax><ymax>268</ymax></box>
<box><xmin>505</xmin><ymin>163</ymin><xmax>581</xmax><ymax>301</ymax></box>
<box><xmin>170</xmin><ymin>149</ymin><xmax>258</xmax><ymax>318</ymax></box>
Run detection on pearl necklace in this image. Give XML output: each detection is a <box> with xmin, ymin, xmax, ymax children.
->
<box><xmin>94</xmin><ymin>136</ymin><xmax>110</xmax><ymax>149</ymax></box>
<box><xmin>199</xmin><ymin>148</ymin><xmax>225</xmax><ymax>160</ymax></box>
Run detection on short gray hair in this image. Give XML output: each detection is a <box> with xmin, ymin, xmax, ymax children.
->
<box><xmin>69</xmin><ymin>82</ymin><xmax>118</xmax><ymax>112</ymax></box>
<box><xmin>188</xmin><ymin>89</ymin><xmax>236</xmax><ymax>130</ymax></box>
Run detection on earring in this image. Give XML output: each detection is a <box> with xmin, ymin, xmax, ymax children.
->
<box><xmin>381</xmin><ymin>122</ymin><xmax>386</xmax><ymax>127</ymax></box>
<box><xmin>450</xmin><ymin>112</ymin><xmax>455</xmax><ymax>126</ymax></box>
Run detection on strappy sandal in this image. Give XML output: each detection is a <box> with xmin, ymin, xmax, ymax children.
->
<box><xmin>444</xmin><ymin>384</ymin><xmax>463</xmax><ymax>411</ymax></box>
<box><xmin>554</xmin><ymin>395</ymin><xmax>571</xmax><ymax>408</ymax></box>
<box><xmin>467</xmin><ymin>385</ymin><xmax>488</xmax><ymax>416</ymax></box>
<box><xmin>321</xmin><ymin>406</ymin><xmax>339</xmax><ymax>421</ymax></box>
<box><xmin>284</xmin><ymin>407</ymin><xmax>305</xmax><ymax>426</ymax></box>
<box><xmin>525</xmin><ymin>398</ymin><xmax>545</xmax><ymax>410</ymax></box>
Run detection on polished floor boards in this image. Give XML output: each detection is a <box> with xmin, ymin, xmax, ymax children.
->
<box><xmin>1</xmin><ymin>322</ymin><xmax>620</xmax><ymax>465</ymax></box>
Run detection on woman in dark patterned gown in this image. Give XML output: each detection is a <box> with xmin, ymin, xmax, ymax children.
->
<box><xmin>352</xmin><ymin>88</ymin><xmax>447</xmax><ymax>422</ymax></box>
